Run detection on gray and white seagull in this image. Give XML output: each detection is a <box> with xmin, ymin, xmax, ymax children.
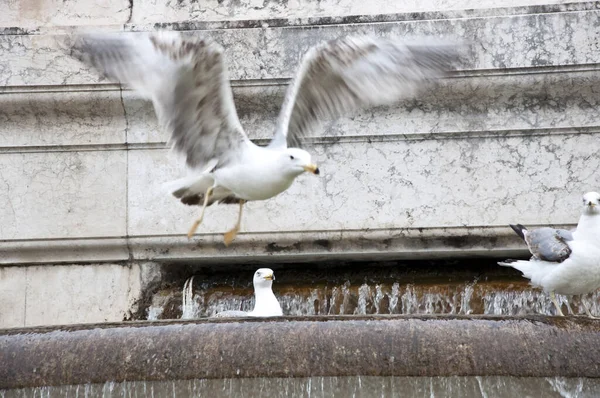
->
<box><xmin>66</xmin><ymin>31</ymin><xmax>462</xmax><ymax>245</ymax></box>
<box><xmin>499</xmin><ymin>192</ymin><xmax>600</xmax><ymax>317</ymax></box>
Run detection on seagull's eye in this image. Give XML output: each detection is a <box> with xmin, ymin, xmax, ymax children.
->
<box><xmin>289</xmin><ymin>155</ymin><xmax>295</xmax><ymax>160</ymax></box>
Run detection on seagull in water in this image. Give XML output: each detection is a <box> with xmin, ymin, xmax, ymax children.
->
<box><xmin>66</xmin><ymin>31</ymin><xmax>462</xmax><ymax>245</ymax></box>
<box><xmin>499</xmin><ymin>192</ymin><xmax>600</xmax><ymax>317</ymax></box>
<box><xmin>213</xmin><ymin>268</ymin><xmax>282</xmax><ymax>318</ymax></box>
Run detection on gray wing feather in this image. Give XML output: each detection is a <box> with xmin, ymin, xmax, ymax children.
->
<box><xmin>270</xmin><ymin>36</ymin><xmax>464</xmax><ymax>148</ymax></box>
<box><xmin>525</xmin><ymin>227</ymin><xmax>572</xmax><ymax>262</ymax></box>
<box><xmin>555</xmin><ymin>229</ymin><xmax>574</xmax><ymax>242</ymax></box>
<box><xmin>67</xmin><ymin>31</ymin><xmax>248</xmax><ymax>170</ymax></box>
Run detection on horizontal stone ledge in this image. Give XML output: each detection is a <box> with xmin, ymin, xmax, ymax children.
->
<box><xmin>1</xmin><ymin>1</ymin><xmax>596</xmax><ymax>35</ymax></box>
<box><xmin>1</xmin><ymin>315</ymin><xmax>600</xmax><ymax>388</ymax></box>
<box><xmin>3</xmin><ymin>63</ymin><xmax>599</xmax><ymax>94</ymax></box>
<box><xmin>2</xmin><ymin>126</ymin><xmax>599</xmax><ymax>154</ymax></box>
<box><xmin>2</xmin><ymin>65</ymin><xmax>599</xmax><ymax>147</ymax></box>
<box><xmin>0</xmin><ymin>225</ymin><xmax>570</xmax><ymax>265</ymax></box>
<box><xmin>130</xmin><ymin>1</ymin><xmax>600</xmax><ymax>32</ymax></box>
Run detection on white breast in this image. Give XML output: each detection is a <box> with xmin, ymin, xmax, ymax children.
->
<box><xmin>213</xmin><ymin>146</ymin><xmax>296</xmax><ymax>201</ymax></box>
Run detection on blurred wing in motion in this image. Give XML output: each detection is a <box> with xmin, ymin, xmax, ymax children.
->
<box><xmin>67</xmin><ymin>31</ymin><xmax>249</xmax><ymax>170</ymax></box>
<box><xmin>270</xmin><ymin>36</ymin><xmax>464</xmax><ymax>148</ymax></box>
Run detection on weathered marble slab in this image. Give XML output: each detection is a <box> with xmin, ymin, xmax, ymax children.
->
<box><xmin>133</xmin><ymin>0</ymin><xmax>592</xmax><ymax>25</ymax></box>
<box><xmin>0</xmin><ymin>0</ymin><xmax>591</xmax><ymax>29</ymax></box>
<box><xmin>23</xmin><ymin>263</ymin><xmax>141</xmax><ymax>327</ymax></box>
<box><xmin>1</xmin><ymin>3</ymin><xmax>600</xmax><ymax>86</ymax></box>
<box><xmin>0</xmin><ymin>150</ymin><xmax>126</xmax><ymax>240</ymax></box>
<box><xmin>0</xmin><ymin>0</ymin><xmax>132</xmax><ymax>29</ymax></box>
<box><xmin>0</xmin><ymin>88</ymin><xmax>126</xmax><ymax>147</ymax></box>
<box><xmin>0</xmin><ymin>267</ymin><xmax>26</xmax><ymax>328</ymax></box>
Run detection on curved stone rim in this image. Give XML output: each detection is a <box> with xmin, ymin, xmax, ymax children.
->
<box><xmin>1</xmin><ymin>315</ymin><xmax>600</xmax><ymax>389</ymax></box>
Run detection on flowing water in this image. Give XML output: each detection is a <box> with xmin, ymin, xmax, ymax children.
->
<box><xmin>2</xmin><ymin>376</ymin><xmax>598</xmax><ymax>398</ymax></box>
<box><xmin>147</xmin><ymin>275</ymin><xmax>600</xmax><ymax>320</ymax></box>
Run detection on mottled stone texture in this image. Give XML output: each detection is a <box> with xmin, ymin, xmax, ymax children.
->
<box><xmin>1</xmin><ymin>4</ymin><xmax>600</xmax><ymax>326</ymax></box>
<box><xmin>0</xmin><ymin>262</ymin><xmax>162</xmax><ymax>328</ymax></box>
<box><xmin>0</xmin><ymin>0</ymin><xmax>591</xmax><ymax>28</ymax></box>
<box><xmin>1</xmin><ymin>316</ymin><xmax>600</xmax><ymax>388</ymax></box>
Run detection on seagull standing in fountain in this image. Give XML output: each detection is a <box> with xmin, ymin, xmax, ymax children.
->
<box><xmin>214</xmin><ymin>268</ymin><xmax>283</xmax><ymax>318</ymax></box>
<box><xmin>499</xmin><ymin>192</ymin><xmax>600</xmax><ymax>317</ymax></box>
<box><xmin>66</xmin><ymin>31</ymin><xmax>462</xmax><ymax>244</ymax></box>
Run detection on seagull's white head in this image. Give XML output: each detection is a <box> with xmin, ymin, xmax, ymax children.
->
<box><xmin>281</xmin><ymin>148</ymin><xmax>320</xmax><ymax>178</ymax></box>
<box><xmin>253</xmin><ymin>268</ymin><xmax>276</xmax><ymax>289</ymax></box>
<box><xmin>582</xmin><ymin>192</ymin><xmax>600</xmax><ymax>215</ymax></box>
<box><xmin>249</xmin><ymin>268</ymin><xmax>283</xmax><ymax>317</ymax></box>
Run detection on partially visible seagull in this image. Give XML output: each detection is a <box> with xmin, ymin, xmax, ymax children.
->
<box><xmin>213</xmin><ymin>268</ymin><xmax>283</xmax><ymax>318</ymax></box>
<box><xmin>499</xmin><ymin>192</ymin><xmax>600</xmax><ymax>317</ymax></box>
<box><xmin>66</xmin><ymin>31</ymin><xmax>463</xmax><ymax>245</ymax></box>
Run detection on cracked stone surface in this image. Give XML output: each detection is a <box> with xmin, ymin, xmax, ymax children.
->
<box><xmin>0</xmin><ymin>0</ymin><xmax>591</xmax><ymax>28</ymax></box>
<box><xmin>127</xmin><ymin>132</ymin><xmax>600</xmax><ymax>236</ymax></box>
<box><xmin>0</xmin><ymin>151</ymin><xmax>126</xmax><ymax>240</ymax></box>
<box><xmin>2</xmin><ymin>6</ymin><xmax>600</xmax><ymax>85</ymax></box>
<box><xmin>0</xmin><ymin>0</ymin><xmax>132</xmax><ymax>28</ymax></box>
<box><xmin>129</xmin><ymin>0</ymin><xmax>591</xmax><ymax>25</ymax></box>
<box><xmin>23</xmin><ymin>263</ymin><xmax>142</xmax><ymax>327</ymax></box>
<box><xmin>0</xmin><ymin>262</ymin><xmax>163</xmax><ymax>328</ymax></box>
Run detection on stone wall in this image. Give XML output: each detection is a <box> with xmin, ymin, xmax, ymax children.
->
<box><xmin>1</xmin><ymin>1</ymin><xmax>599</xmax><ymax>327</ymax></box>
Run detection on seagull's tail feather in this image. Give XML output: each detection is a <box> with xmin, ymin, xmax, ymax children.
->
<box><xmin>162</xmin><ymin>174</ymin><xmax>209</xmax><ymax>196</ymax></box>
<box><xmin>162</xmin><ymin>175</ymin><xmax>239</xmax><ymax>206</ymax></box>
<box><xmin>498</xmin><ymin>259</ymin><xmax>557</xmax><ymax>286</ymax></box>
<box><xmin>509</xmin><ymin>224</ymin><xmax>527</xmax><ymax>240</ymax></box>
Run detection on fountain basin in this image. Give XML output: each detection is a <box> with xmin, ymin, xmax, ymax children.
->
<box><xmin>1</xmin><ymin>316</ymin><xmax>600</xmax><ymax>388</ymax></box>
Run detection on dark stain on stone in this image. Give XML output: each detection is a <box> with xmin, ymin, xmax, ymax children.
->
<box><xmin>442</xmin><ymin>236</ymin><xmax>471</xmax><ymax>249</ymax></box>
<box><xmin>265</xmin><ymin>242</ymin><xmax>302</xmax><ymax>253</ymax></box>
<box><xmin>0</xmin><ymin>27</ymin><xmax>39</xmax><ymax>35</ymax></box>
<box><xmin>313</xmin><ymin>239</ymin><xmax>331</xmax><ymax>250</ymax></box>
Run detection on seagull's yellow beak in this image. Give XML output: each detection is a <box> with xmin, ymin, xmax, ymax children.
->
<box><xmin>303</xmin><ymin>164</ymin><xmax>320</xmax><ymax>175</ymax></box>
<box><xmin>263</xmin><ymin>274</ymin><xmax>274</xmax><ymax>281</ymax></box>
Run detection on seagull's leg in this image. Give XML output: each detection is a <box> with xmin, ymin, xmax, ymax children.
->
<box><xmin>550</xmin><ymin>291</ymin><xmax>564</xmax><ymax>316</ymax></box>
<box><xmin>223</xmin><ymin>200</ymin><xmax>246</xmax><ymax>246</ymax></box>
<box><xmin>581</xmin><ymin>296</ymin><xmax>597</xmax><ymax>319</ymax></box>
<box><xmin>187</xmin><ymin>186</ymin><xmax>214</xmax><ymax>239</ymax></box>
<box><xmin>565</xmin><ymin>297</ymin><xmax>574</xmax><ymax>315</ymax></box>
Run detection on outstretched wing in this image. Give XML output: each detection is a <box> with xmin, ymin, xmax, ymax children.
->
<box><xmin>270</xmin><ymin>36</ymin><xmax>464</xmax><ymax>148</ymax></box>
<box><xmin>510</xmin><ymin>224</ymin><xmax>573</xmax><ymax>263</ymax></box>
<box><xmin>67</xmin><ymin>31</ymin><xmax>249</xmax><ymax>170</ymax></box>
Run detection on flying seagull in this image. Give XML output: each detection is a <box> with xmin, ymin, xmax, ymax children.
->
<box><xmin>213</xmin><ymin>268</ymin><xmax>283</xmax><ymax>317</ymax></box>
<box><xmin>499</xmin><ymin>192</ymin><xmax>600</xmax><ymax>317</ymax></box>
<box><xmin>66</xmin><ymin>31</ymin><xmax>462</xmax><ymax>245</ymax></box>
